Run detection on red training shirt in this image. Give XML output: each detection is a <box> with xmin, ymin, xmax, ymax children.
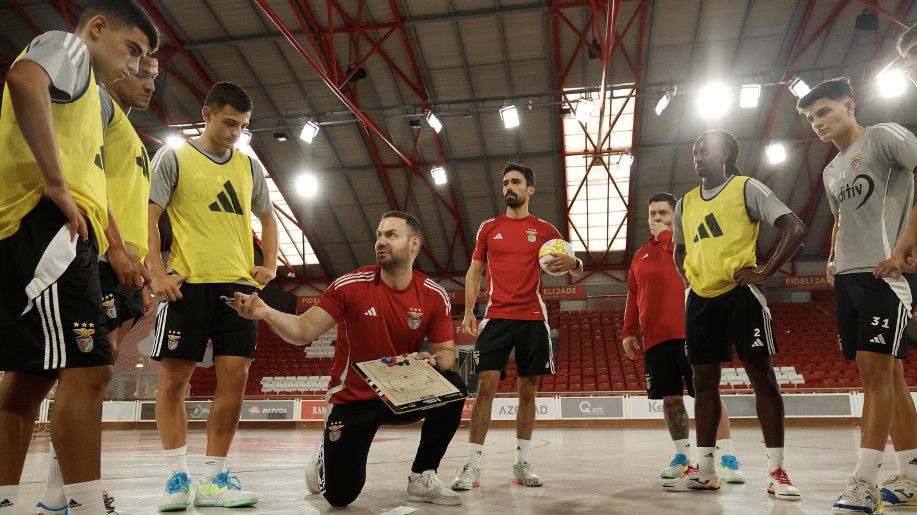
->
<box><xmin>621</xmin><ymin>229</ymin><xmax>686</xmax><ymax>350</ymax></box>
<box><xmin>316</xmin><ymin>265</ymin><xmax>453</xmax><ymax>404</ymax></box>
<box><xmin>472</xmin><ymin>214</ymin><xmax>563</xmax><ymax>321</ymax></box>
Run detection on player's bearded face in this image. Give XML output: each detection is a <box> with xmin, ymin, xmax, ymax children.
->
<box><xmin>375</xmin><ymin>228</ymin><xmax>411</xmax><ymax>267</ymax></box>
<box><xmin>503</xmin><ymin>171</ymin><xmax>531</xmax><ymax>208</ymax></box>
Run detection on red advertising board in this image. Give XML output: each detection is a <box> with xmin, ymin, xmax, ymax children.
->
<box><xmin>452</xmin><ymin>320</ymin><xmax>477</xmax><ymax>345</ymax></box>
<box><xmin>300</xmin><ymin>400</ymin><xmax>327</xmax><ymax>420</ymax></box>
<box><xmin>297</xmin><ymin>295</ymin><xmax>323</xmax><ymax>313</ymax></box>
<box><xmin>779</xmin><ymin>275</ymin><xmax>831</xmax><ymax>291</ymax></box>
<box><xmin>447</xmin><ymin>285</ymin><xmax>585</xmax><ymax>304</ymax></box>
<box><xmin>461</xmin><ymin>398</ymin><xmax>475</xmax><ymax>420</ymax></box>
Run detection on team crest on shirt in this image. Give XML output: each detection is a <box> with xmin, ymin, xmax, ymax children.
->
<box><xmin>167</xmin><ymin>330</ymin><xmax>182</xmax><ymax>351</ymax></box>
<box><xmin>327</xmin><ymin>421</ymin><xmax>344</xmax><ymax>442</ymax></box>
<box><xmin>101</xmin><ymin>294</ymin><xmax>117</xmax><ymax>319</ymax></box>
<box><xmin>72</xmin><ymin>323</ymin><xmax>96</xmax><ymax>353</ymax></box>
<box><xmin>407</xmin><ymin>308</ymin><xmax>423</xmax><ymax>330</ymax></box>
<box><xmin>526</xmin><ymin>228</ymin><xmax>538</xmax><ymax>243</ymax></box>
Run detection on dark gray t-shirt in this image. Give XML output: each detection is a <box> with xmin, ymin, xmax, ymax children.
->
<box><xmin>672</xmin><ymin>176</ymin><xmax>793</xmax><ymax>245</ymax></box>
<box><xmin>824</xmin><ymin>123</ymin><xmax>917</xmax><ymax>274</ymax></box>
<box><xmin>149</xmin><ymin>138</ymin><xmax>272</xmax><ymax>216</ymax></box>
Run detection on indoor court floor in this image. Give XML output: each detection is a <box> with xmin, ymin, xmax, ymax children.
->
<box><xmin>17</xmin><ymin>426</ymin><xmax>885</xmax><ymax>514</ymax></box>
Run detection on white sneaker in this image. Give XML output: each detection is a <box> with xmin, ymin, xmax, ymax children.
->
<box><xmin>663</xmin><ymin>465</ymin><xmax>720</xmax><ymax>491</ymax></box>
<box><xmin>194</xmin><ymin>471</ymin><xmax>258</xmax><ymax>508</ymax></box>
<box><xmin>768</xmin><ymin>467</ymin><xmax>802</xmax><ymax>501</ymax></box>
<box><xmin>832</xmin><ymin>476</ymin><xmax>881</xmax><ymax>514</ymax></box>
<box><xmin>880</xmin><ymin>473</ymin><xmax>917</xmax><ymax>507</ymax></box>
<box><xmin>158</xmin><ymin>472</ymin><xmax>191</xmax><ymax>512</ymax></box>
<box><xmin>719</xmin><ymin>455</ymin><xmax>745</xmax><ymax>484</ymax></box>
<box><xmin>451</xmin><ymin>463</ymin><xmax>481</xmax><ymax>490</ymax></box>
<box><xmin>305</xmin><ymin>439</ymin><xmax>324</xmax><ymax>495</ymax></box>
<box><xmin>511</xmin><ymin>461</ymin><xmax>543</xmax><ymax>487</ymax></box>
<box><xmin>407</xmin><ymin>470</ymin><xmax>462</xmax><ymax>505</ymax></box>
<box><xmin>660</xmin><ymin>453</ymin><xmax>691</xmax><ymax>479</ymax></box>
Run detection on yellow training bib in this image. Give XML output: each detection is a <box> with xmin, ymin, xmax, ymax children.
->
<box><xmin>104</xmin><ymin>101</ymin><xmax>150</xmax><ymax>260</ymax></box>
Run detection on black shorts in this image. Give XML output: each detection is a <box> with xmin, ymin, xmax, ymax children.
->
<box><xmin>685</xmin><ymin>285</ymin><xmax>777</xmax><ymax>365</ymax></box>
<box><xmin>835</xmin><ymin>273</ymin><xmax>911</xmax><ymax>360</ymax></box>
<box><xmin>645</xmin><ymin>339</ymin><xmax>695</xmax><ymax>399</ymax></box>
<box><xmin>473</xmin><ymin>319</ymin><xmax>553</xmax><ymax>378</ymax></box>
<box><xmin>150</xmin><ymin>282</ymin><xmax>258</xmax><ymax>362</ymax></box>
<box><xmin>0</xmin><ymin>199</ymin><xmax>112</xmax><ymax>373</ymax></box>
<box><xmin>98</xmin><ymin>260</ymin><xmax>144</xmax><ymax>332</ymax></box>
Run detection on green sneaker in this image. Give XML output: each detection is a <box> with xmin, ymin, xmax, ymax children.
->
<box><xmin>720</xmin><ymin>455</ymin><xmax>745</xmax><ymax>484</ymax></box>
<box><xmin>511</xmin><ymin>461</ymin><xmax>543</xmax><ymax>487</ymax></box>
<box><xmin>451</xmin><ymin>463</ymin><xmax>480</xmax><ymax>490</ymax></box>
<box><xmin>158</xmin><ymin>472</ymin><xmax>191</xmax><ymax>512</ymax></box>
<box><xmin>661</xmin><ymin>453</ymin><xmax>691</xmax><ymax>479</ymax></box>
<box><xmin>193</xmin><ymin>471</ymin><xmax>257</xmax><ymax>508</ymax></box>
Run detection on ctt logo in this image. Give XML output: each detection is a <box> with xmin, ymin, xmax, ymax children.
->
<box><xmin>578</xmin><ymin>401</ymin><xmax>605</xmax><ymax>415</ymax></box>
<box><xmin>836</xmin><ymin>174</ymin><xmax>874</xmax><ymax>209</ymax></box>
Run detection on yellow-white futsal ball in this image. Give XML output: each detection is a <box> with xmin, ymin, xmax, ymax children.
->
<box><xmin>538</xmin><ymin>239</ymin><xmax>574</xmax><ymax>276</ymax></box>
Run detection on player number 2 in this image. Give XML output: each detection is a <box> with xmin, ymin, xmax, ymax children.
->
<box><xmin>753</xmin><ymin>328</ymin><xmax>761</xmax><ymax>337</ymax></box>
<box><xmin>870</xmin><ymin>317</ymin><xmax>890</xmax><ymax>329</ymax></box>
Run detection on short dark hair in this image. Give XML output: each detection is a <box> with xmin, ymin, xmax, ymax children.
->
<box><xmin>77</xmin><ymin>0</ymin><xmax>160</xmax><ymax>52</ymax></box>
<box><xmin>381</xmin><ymin>211</ymin><xmax>423</xmax><ymax>241</ymax></box>
<box><xmin>502</xmin><ymin>162</ymin><xmax>535</xmax><ymax>187</ymax></box>
<box><xmin>205</xmin><ymin>81</ymin><xmax>253</xmax><ymax>114</ymax></box>
<box><xmin>897</xmin><ymin>23</ymin><xmax>917</xmax><ymax>54</ymax></box>
<box><xmin>648</xmin><ymin>192</ymin><xmax>677</xmax><ymax>210</ymax></box>
<box><xmin>796</xmin><ymin>77</ymin><xmax>853</xmax><ymax>111</ymax></box>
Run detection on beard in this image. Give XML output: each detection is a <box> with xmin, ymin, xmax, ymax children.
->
<box><xmin>375</xmin><ymin>246</ymin><xmax>410</xmax><ymax>270</ymax></box>
<box><xmin>504</xmin><ymin>194</ymin><xmax>524</xmax><ymax>208</ymax></box>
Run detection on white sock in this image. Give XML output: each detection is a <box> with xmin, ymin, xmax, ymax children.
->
<box><xmin>468</xmin><ymin>443</ymin><xmax>483</xmax><ymax>468</ymax></box>
<box><xmin>697</xmin><ymin>447</ymin><xmax>716</xmax><ymax>474</ymax></box>
<box><xmin>163</xmin><ymin>445</ymin><xmax>189</xmax><ymax>475</ymax></box>
<box><xmin>63</xmin><ymin>480</ymin><xmax>103</xmax><ymax>513</ymax></box>
<box><xmin>716</xmin><ymin>438</ymin><xmax>733</xmax><ymax>455</ymax></box>
<box><xmin>853</xmin><ymin>448</ymin><xmax>884</xmax><ymax>484</ymax></box>
<box><xmin>896</xmin><ymin>448</ymin><xmax>917</xmax><ymax>480</ymax></box>
<box><xmin>0</xmin><ymin>485</ymin><xmax>17</xmax><ymax>508</ymax></box>
<box><xmin>766</xmin><ymin>447</ymin><xmax>784</xmax><ymax>472</ymax></box>
<box><xmin>673</xmin><ymin>438</ymin><xmax>691</xmax><ymax>457</ymax></box>
<box><xmin>515</xmin><ymin>439</ymin><xmax>531</xmax><ymax>464</ymax></box>
<box><xmin>41</xmin><ymin>446</ymin><xmax>66</xmax><ymax>508</ymax></box>
<box><xmin>202</xmin><ymin>456</ymin><xmax>227</xmax><ymax>482</ymax></box>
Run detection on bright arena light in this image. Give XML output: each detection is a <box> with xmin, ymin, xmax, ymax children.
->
<box><xmin>426</xmin><ymin>112</ymin><xmax>443</xmax><ymax>133</ymax></box>
<box><xmin>166</xmin><ymin>135</ymin><xmax>185</xmax><ymax>148</ymax></box>
<box><xmin>739</xmin><ymin>84</ymin><xmax>761</xmax><ymax>108</ymax></box>
<box><xmin>499</xmin><ymin>105</ymin><xmax>520</xmax><ymax>129</ymax></box>
<box><xmin>574</xmin><ymin>99</ymin><xmax>595</xmax><ymax>124</ymax></box>
<box><xmin>296</xmin><ymin>174</ymin><xmax>318</xmax><ymax>198</ymax></box>
<box><xmin>877</xmin><ymin>68</ymin><xmax>907</xmax><ymax>98</ymax></box>
<box><xmin>696</xmin><ymin>82</ymin><xmax>731</xmax><ymax>119</ymax></box>
<box><xmin>765</xmin><ymin>142</ymin><xmax>787</xmax><ymax>165</ymax></box>
<box><xmin>788</xmin><ymin>77</ymin><xmax>811</xmax><ymax>98</ymax></box>
<box><xmin>431</xmin><ymin>166</ymin><xmax>447</xmax><ymax>185</ymax></box>
<box><xmin>300</xmin><ymin>121</ymin><xmax>320</xmax><ymax>144</ymax></box>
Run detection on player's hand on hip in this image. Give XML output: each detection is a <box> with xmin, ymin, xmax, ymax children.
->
<box><xmin>892</xmin><ymin>229</ymin><xmax>917</xmax><ymax>272</ymax></box>
<box><xmin>151</xmin><ymin>271</ymin><xmax>189</xmax><ymax>302</ymax></box>
<box><xmin>826</xmin><ymin>262</ymin><xmax>836</xmax><ymax>287</ymax></box>
<box><xmin>462</xmin><ymin>313</ymin><xmax>478</xmax><ymax>336</ymax></box>
<box><xmin>622</xmin><ymin>336</ymin><xmax>642</xmax><ymax>360</ymax></box>
<box><xmin>250</xmin><ymin>265</ymin><xmax>277</xmax><ymax>286</ymax></box>
<box><xmin>231</xmin><ymin>291</ymin><xmax>268</xmax><ymax>320</ymax></box>
<box><xmin>43</xmin><ymin>182</ymin><xmax>88</xmax><ymax>242</ymax></box>
<box><xmin>733</xmin><ymin>267</ymin><xmax>766</xmax><ymax>285</ymax></box>
<box><xmin>545</xmin><ymin>253</ymin><xmax>577</xmax><ymax>274</ymax></box>
<box><xmin>874</xmin><ymin>258</ymin><xmax>901</xmax><ymax>279</ymax></box>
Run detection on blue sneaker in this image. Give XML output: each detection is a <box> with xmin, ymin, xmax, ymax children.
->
<box><xmin>35</xmin><ymin>501</ymin><xmax>68</xmax><ymax>514</ymax></box>
<box><xmin>660</xmin><ymin>453</ymin><xmax>691</xmax><ymax>479</ymax></box>
<box><xmin>880</xmin><ymin>474</ymin><xmax>917</xmax><ymax>506</ymax></box>
<box><xmin>720</xmin><ymin>455</ymin><xmax>745</xmax><ymax>484</ymax></box>
<box><xmin>194</xmin><ymin>470</ymin><xmax>258</xmax><ymax>508</ymax></box>
<box><xmin>833</xmin><ymin>476</ymin><xmax>881</xmax><ymax>513</ymax></box>
<box><xmin>158</xmin><ymin>472</ymin><xmax>191</xmax><ymax>512</ymax></box>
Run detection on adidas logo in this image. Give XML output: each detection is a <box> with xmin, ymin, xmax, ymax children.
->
<box><xmin>642</xmin><ymin>253</ymin><xmax>649</xmax><ymax>259</ymax></box>
<box><xmin>0</xmin><ymin>499</ymin><xmax>12</xmax><ymax>507</ymax></box>
<box><xmin>751</xmin><ymin>339</ymin><xmax>765</xmax><ymax>348</ymax></box>
<box><xmin>704</xmin><ymin>452</ymin><xmax>714</xmax><ymax>458</ymax></box>
<box><xmin>363</xmin><ymin>307</ymin><xmax>378</xmax><ymax>317</ymax></box>
<box><xmin>493</xmin><ymin>233</ymin><xmax>504</xmax><ymax>240</ymax></box>
<box><xmin>693</xmin><ymin>213</ymin><xmax>724</xmax><ymax>242</ymax></box>
<box><xmin>208</xmin><ymin>180</ymin><xmax>244</xmax><ymax>215</ymax></box>
<box><xmin>909</xmin><ymin>457</ymin><xmax>917</xmax><ymax>466</ymax></box>
<box><xmin>68</xmin><ymin>499</ymin><xmax>83</xmax><ymax>508</ymax></box>
<box><xmin>869</xmin><ymin>334</ymin><xmax>887</xmax><ymax>345</ymax></box>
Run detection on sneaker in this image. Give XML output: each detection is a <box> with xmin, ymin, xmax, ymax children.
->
<box><xmin>158</xmin><ymin>472</ymin><xmax>191</xmax><ymax>512</ymax></box>
<box><xmin>719</xmin><ymin>455</ymin><xmax>745</xmax><ymax>484</ymax></box>
<box><xmin>767</xmin><ymin>467</ymin><xmax>801</xmax><ymax>501</ymax></box>
<box><xmin>660</xmin><ymin>453</ymin><xmax>691</xmax><ymax>479</ymax></box>
<box><xmin>451</xmin><ymin>464</ymin><xmax>481</xmax><ymax>491</ymax></box>
<box><xmin>35</xmin><ymin>502</ymin><xmax>68</xmax><ymax>514</ymax></box>
<box><xmin>880</xmin><ymin>474</ymin><xmax>917</xmax><ymax>507</ymax></box>
<box><xmin>407</xmin><ymin>470</ymin><xmax>462</xmax><ymax>506</ymax></box>
<box><xmin>511</xmin><ymin>461</ymin><xmax>543</xmax><ymax>487</ymax></box>
<box><xmin>193</xmin><ymin>471</ymin><xmax>258</xmax><ymax>508</ymax></box>
<box><xmin>663</xmin><ymin>465</ymin><xmax>720</xmax><ymax>491</ymax></box>
<box><xmin>833</xmin><ymin>476</ymin><xmax>882</xmax><ymax>514</ymax></box>
<box><xmin>305</xmin><ymin>439</ymin><xmax>324</xmax><ymax>495</ymax></box>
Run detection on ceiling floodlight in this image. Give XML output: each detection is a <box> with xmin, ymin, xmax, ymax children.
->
<box><xmin>299</xmin><ymin>121</ymin><xmax>320</xmax><ymax>144</ymax></box>
<box><xmin>877</xmin><ymin>68</ymin><xmax>907</xmax><ymax>98</ymax></box>
<box><xmin>574</xmin><ymin>99</ymin><xmax>595</xmax><ymax>123</ymax></box>
<box><xmin>765</xmin><ymin>142</ymin><xmax>787</xmax><ymax>165</ymax></box>
<box><xmin>788</xmin><ymin>77</ymin><xmax>811</xmax><ymax>98</ymax></box>
<box><xmin>431</xmin><ymin>166</ymin><xmax>447</xmax><ymax>185</ymax></box>
<box><xmin>295</xmin><ymin>174</ymin><xmax>318</xmax><ymax>198</ymax></box>
<box><xmin>739</xmin><ymin>84</ymin><xmax>761</xmax><ymax>108</ymax></box>
<box><xmin>655</xmin><ymin>87</ymin><xmax>676</xmax><ymax>116</ymax></box>
<box><xmin>166</xmin><ymin>135</ymin><xmax>185</xmax><ymax>149</ymax></box>
<box><xmin>426</xmin><ymin>112</ymin><xmax>443</xmax><ymax>133</ymax></box>
<box><xmin>500</xmin><ymin>105</ymin><xmax>520</xmax><ymax>129</ymax></box>
<box><xmin>696</xmin><ymin>82</ymin><xmax>732</xmax><ymax>119</ymax></box>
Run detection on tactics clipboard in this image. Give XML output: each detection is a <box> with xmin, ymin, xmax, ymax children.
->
<box><xmin>353</xmin><ymin>353</ymin><xmax>464</xmax><ymax>414</ymax></box>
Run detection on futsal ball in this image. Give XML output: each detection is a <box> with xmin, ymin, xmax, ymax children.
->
<box><xmin>538</xmin><ymin>239</ymin><xmax>574</xmax><ymax>276</ymax></box>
